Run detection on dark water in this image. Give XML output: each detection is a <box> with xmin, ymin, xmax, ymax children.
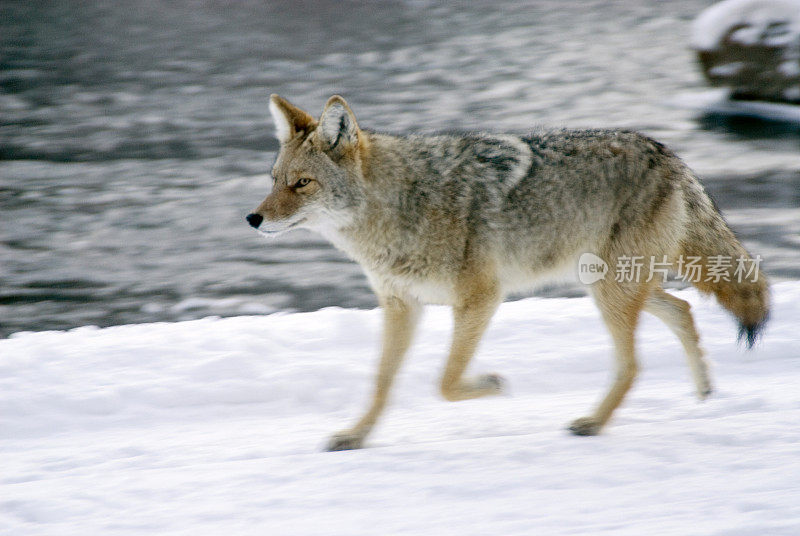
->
<box><xmin>1</xmin><ymin>0</ymin><xmax>799</xmax><ymax>337</ymax></box>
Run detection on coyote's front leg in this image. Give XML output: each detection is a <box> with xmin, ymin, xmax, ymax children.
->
<box><xmin>327</xmin><ymin>295</ymin><xmax>421</xmax><ymax>451</ymax></box>
<box><xmin>439</xmin><ymin>276</ymin><xmax>505</xmax><ymax>402</ymax></box>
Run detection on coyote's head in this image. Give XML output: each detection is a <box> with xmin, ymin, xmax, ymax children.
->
<box><xmin>246</xmin><ymin>94</ymin><xmax>367</xmax><ymax>236</ymax></box>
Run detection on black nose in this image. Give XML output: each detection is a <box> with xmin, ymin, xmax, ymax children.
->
<box><xmin>246</xmin><ymin>213</ymin><xmax>263</xmax><ymax>229</ymax></box>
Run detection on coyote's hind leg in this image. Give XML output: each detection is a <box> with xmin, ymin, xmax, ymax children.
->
<box><xmin>645</xmin><ymin>287</ymin><xmax>712</xmax><ymax>398</ymax></box>
<box><xmin>570</xmin><ymin>279</ymin><xmax>648</xmax><ymax>436</ymax></box>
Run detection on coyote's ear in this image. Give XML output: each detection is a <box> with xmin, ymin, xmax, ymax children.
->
<box><xmin>318</xmin><ymin>95</ymin><xmax>360</xmax><ymax>157</ymax></box>
<box><xmin>269</xmin><ymin>94</ymin><xmax>316</xmax><ymax>144</ymax></box>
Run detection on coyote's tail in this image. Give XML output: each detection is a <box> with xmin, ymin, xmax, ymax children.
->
<box><xmin>680</xmin><ymin>183</ymin><xmax>770</xmax><ymax>348</ymax></box>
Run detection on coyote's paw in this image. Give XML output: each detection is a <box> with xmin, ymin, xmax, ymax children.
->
<box><xmin>477</xmin><ymin>373</ymin><xmax>506</xmax><ymax>395</ymax></box>
<box><xmin>568</xmin><ymin>416</ymin><xmax>603</xmax><ymax>436</ymax></box>
<box><xmin>696</xmin><ymin>376</ymin><xmax>713</xmax><ymax>401</ymax></box>
<box><xmin>326</xmin><ymin>431</ymin><xmax>365</xmax><ymax>452</ymax></box>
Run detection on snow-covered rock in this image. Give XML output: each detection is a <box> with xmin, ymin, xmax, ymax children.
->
<box><xmin>692</xmin><ymin>0</ymin><xmax>800</xmax><ymax>103</ymax></box>
<box><xmin>2</xmin><ymin>282</ymin><xmax>800</xmax><ymax>534</ymax></box>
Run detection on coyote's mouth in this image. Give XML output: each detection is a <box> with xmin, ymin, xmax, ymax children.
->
<box><xmin>257</xmin><ymin>217</ymin><xmax>307</xmax><ymax>236</ymax></box>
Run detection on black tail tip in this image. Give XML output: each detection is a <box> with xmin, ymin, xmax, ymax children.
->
<box><xmin>738</xmin><ymin>319</ymin><xmax>767</xmax><ymax>349</ymax></box>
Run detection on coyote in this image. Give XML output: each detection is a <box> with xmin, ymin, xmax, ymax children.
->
<box><xmin>246</xmin><ymin>94</ymin><xmax>769</xmax><ymax>450</ymax></box>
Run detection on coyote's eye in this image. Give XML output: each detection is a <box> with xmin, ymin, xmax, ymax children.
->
<box><xmin>294</xmin><ymin>177</ymin><xmax>312</xmax><ymax>188</ymax></box>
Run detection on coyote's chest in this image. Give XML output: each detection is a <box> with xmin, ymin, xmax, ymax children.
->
<box><xmin>365</xmin><ymin>246</ymin><xmax>458</xmax><ymax>304</ymax></box>
<box><xmin>327</xmin><ymin>225</ymin><xmax>460</xmax><ymax>304</ymax></box>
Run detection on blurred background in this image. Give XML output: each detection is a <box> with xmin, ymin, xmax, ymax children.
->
<box><xmin>1</xmin><ymin>0</ymin><xmax>798</xmax><ymax>337</ymax></box>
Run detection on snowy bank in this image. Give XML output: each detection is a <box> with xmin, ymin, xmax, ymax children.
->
<box><xmin>692</xmin><ymin>0</ymin><xmax>800</xmax><ymax>104</ymax></box>
<box><xmin>2</xmin><ymin>282</ymin><xmax>800</xmax><ymax>535</ymax></box>
<box><xmin>691</xmin><ymin>0</ymin><xmax>800</xmax><ymax>51</ymax></box>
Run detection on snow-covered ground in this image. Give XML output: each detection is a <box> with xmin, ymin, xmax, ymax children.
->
<box><xmin>2</xmin><ymin>282</ymin><xmax>799</xmax><ymax>535</ymax></box>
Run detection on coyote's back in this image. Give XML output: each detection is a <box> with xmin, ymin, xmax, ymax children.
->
<box><xmin>246</xmin><ymin>94</ymin><xmax>769</xmax><ymax>449</ymax></box>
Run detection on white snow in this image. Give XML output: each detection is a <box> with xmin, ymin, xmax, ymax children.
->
<box><xmin>779</xmin><ymin>60</ymin><xmax>800</xmax><ymax>77</ymax></box>
<box><xmin>2</xmin><ymin>282</ymin><xmax>800</xmax><ymax>535</ymax></box>
<box><xmin>691</xmin><ymin>0</ymin><xmax>800</xmax><ymax>50</ymax></box>
<box><xmin>708</xmin><ymin>61</ymin><xmax>745</xmax><ymax>77</ymax></box>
